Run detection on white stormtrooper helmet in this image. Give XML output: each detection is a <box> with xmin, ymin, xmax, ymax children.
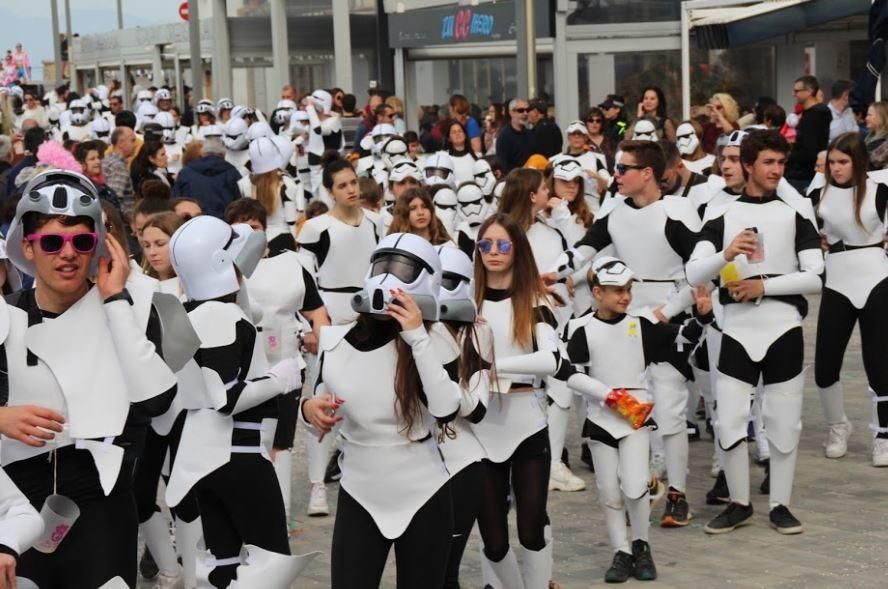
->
<box><xmin>724</xmin><ymin>129</ymin><xmax>749</xmax><ymax>149</ymax></box>
<box><xmin>551</xmin><ymin>157</ymin><xmax>586</xmax><ymax>194</ymax></box>
<box><xmin>217</xmin><ymin>98</ymin><xmax>234</xmax><ymax>113</ymax></box>
<box><xmin>388</xmin><ymin>159</ymin><xmax>423</xmax><ymax>184</ymax></box>
<box><xmin>351</xmin><ymin>232</ymin><xmax>442</xmax><ymax>321</ymax></box>
<box><xmin>456</xmin><ymin>182</ymin><xmax>486</xmax><ymax>226</ymax></box>
<box><xmin>199</xmin><ymin>124</ymin><xmax>224</xmax><ymax>140</ymax></box>
<box><xmin>565</xmin><ymin>120</ymin><xmax>589</xmax><ymax>137</ymax></box>
<box><xmin>47</xmin><ymin>105</ymin><xmax>62</xmax><ymax>127</ymax></box>
<box><xmin>632</xmin><ymin>119</ymin><xmax>658</xmax><ymax>142</ymax></box>
<box><xmin>195</xmin><ymin>99</ymin><xmax>216</xmax><ymax>117</ymax></box>
<box><xmin>432</xmin><ymin>186</ymin><xmax>458</xmax><ymax>235</ymax></box>
<box><xmin>274</xmin><ymin>100</ymin><xmax>297</xmax><ymax>126</ymax></box>
<box><xmin>675</xmin><ymin>122</ymin><xmax>700</xmax><ymax>156</ymax></box>
<box><xmin>136</xmin><ymin>89</ymin><xmax>154</xmax><ymax>104</ymax></box>
<box><xmin>424</xmin><ymin>152</ymin><xmax>456</xmax><ymax>188</ymax></box>
<box><xmin>471</xmin><ymin>158</ymin><xmax>497</xmax><ymax>196</ymax></box>
<box><xmin>249</xmin><ymin>136</ymin><xmax>285</xmax><ymax>175</ymax></box>
<box><xmin>372</xmin><ymin>166</ymin><xmax>389</xmax><ymax>190</ymax></box>
<box><xmin>310</xmin><ymin>89</ymin><xmax>333</xmax><ymax>115</ymax></box>
<box><xmin>381</xmin><ymin>136</ymin><xmax>409</xmax><ymax>170</ymax></box>
<box><xmin>91</xmin><ymin>117</ymin><xmax>112</xmax><ymax>140</ymax></box>
<box><xmin>591</xmin><ymin>256</ymin><xmax>636</xmax><ymax>287</ymax></box>
<box><xmin>69</xmin><ymin>99</ymin><xmax>89</xmax><ymax>126</ymax></box>
<box><xmin>154</xmin><ymin>111</ymin><xmax>178</xmax><ymax>144</ymax></box>
<box><xmin>435</xmin><ymin>245</ymin><xmax>476</xmax><ymax>323</ymax></box>
<box><xmin>6</xmin><ymin>170</ymin><xmax>109</xmax><ymax>278</ymax></box>
<box><xmin>371</xmin><ymin>124</ymin><xmax>397</xmax><ymax>156</ymax></box>
<box><xmin>246</xmin><ymin>121</ymin><xmax>274</xmax><ymax>141</ymax></box>
<box><xmin>270</xmin><ymin>135</ymin><xmax>294</xmax><ymax>169</ymax></box>
<box><xmin>169</xmin><ymin>216</ymin><xmax>266</xmax><ymax>301</ymax></box>
<box><xmin>153</xmin><ymin>88</ymin><xmax>172</xmax><ymax>105</ymax></box>
<box><xmin>137</xmin><ymin>102</ymin><xmax>159</xmax><ymax>128</ymax></box>
<box><xmin>94</xmin><ymin>84</ymin><xmax>110</xmax><ymax>102</ymax></box>
<box><xmin>223</xmin><ymin>117</ymin><xmax>249</xmax><ymax>151</ymax></box>
<box><xmin>231</xmin><ymin>105</ymin><xmax>255</xmax><ymax>121</ymax></box>
<box><xmin>288</xmin><ymin>111</ymin><xmax>310</xmax><ymax>137</ymax></box>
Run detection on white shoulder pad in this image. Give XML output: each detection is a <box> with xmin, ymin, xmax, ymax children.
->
<box><xmin>319</xmin><ymin>322</ymin><xmax>355</xmax><ymax>352</ymax></box>
<box><xmin>0</xmin><ymin>296</ymin><xmax>9</xmax><ymax>344</ymax></box>
<box><xmin>362</xmin><ymin>208</ymin><xmax>384</xmax><ymax>236</ymax></box>
<box><xmin>565</xmin><ymin>311</ymin><xmax>595</xmax><ymax>339</ymax></box>
<box><xmin>707</xmin><ymin>173</ymin><xmax>726</xmax><ymax>193</ymax></box>
<box><xmin>428</xmin><ymin>322</ymin><xmax>460</xmax><ymax>363</ymax></box>
<box><xmin>596</xmin><ymin>195</ymin><xmax>626</xmax><ymax>219</ymax></box>
<box><xmin>867</xmin><ymin>168</ymin><xmax>888</xmax><ymax>187</ymax></box>
<box><xmin>702</xmin><ymin>189</ymin><xmax>740</xmax><ymax>224</ymax></box>
<box><xmin>296</xmin><ymin>214</ymin><xmax>333</xmax><ymax>244</ymax></box>
<box><xmin>662</xmin><ymin>195</ymin><xmax>702</xmax><ymax>231</ymax></box>
<box><xmin>776</xmin><ymin>178</ymin><xmax>818</xmax><ymax>228</ymax></box>
<box><xmin>237</xmin><ymin>176</ymin><xmax>251</xmax><ymax>199</ymax></box>
<box><xmin>189</xmin><ymin>301</ymin><xmax>247</xmax><ymax>348</ymax></box>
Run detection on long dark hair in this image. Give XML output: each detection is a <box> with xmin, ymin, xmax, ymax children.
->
<box><xmin>822</xmin><ymin>132</ymin><xmax>869</xmax><ymax>227</ymax></box>
<box><xmin>388</xmin><ymin>187</ymin><xmax>451</xmax><ymax>244</ymax></box>
<box><xmin>443</xmin><ymin>119</ymin><xmax>476</xmax><ymax>158</ymax></box>
<box><xmin>640</xmin><ymin>86</ymin><xmax>668</xmax><ymax>119</ymax></box>
<box><xmin>131</xmin><ymin>140</ymin><xmax>165</xmax><ymax>190</ymax></box>
<box><xmin>497</xmin><ymin>167</ymin><xmax>544</xmax><ymax>231</ymax></box>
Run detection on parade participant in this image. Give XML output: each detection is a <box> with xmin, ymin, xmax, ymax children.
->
<box><xmin>443</xmin><ymin>119</ymin><xmax>478</xmax><ymax>185</ymax></box>
<box><xmin>238</xmin><ymin>136</ymin><xmax>299</xmax><ymax>253</ymax></box>
<box><xmin>139</xmin><ymin>212</ymin><xmax>182</xmax><ymax>281</ymax></box>
<box><xmin>61</xmin><ymin>99</ymin><xmax>92</xmax><ymax>142</ymax></box>
<box><xmin>634</xmin><ymin>87</ymin><xmax>675</xmax><ymax>142</ymax></box>
<box><xmin>430</xmin><ymin>185</ymin><xmax>459</xmax><ymax>236</ymax></box>
<box><xmin>453</xmin><ymin>182</ymin><xmax>490</xmax><ymax>258</ymax></box>
<box><xmin>687</xmin><ymin>130</ymin><xmax>823</xmax><ymax>535</ymax></box>
<box><xmin>630</xmin><ymin>119</ymin><xmax>659</xmax><ymax>142</ymax></box>
<box><xmin>659</xmin><ymin>140</ymin><xmax>710</xmax><ymax>211</ymax></box>
<box><xmin>380</xmin><ymin>158</ymin><xmax>423</xmax><ymax>230</ymax></box>
<box><xmin>559</xmin><ymin>257</ymin><xmax>712</xmax><ymax>583</ymax></box>
<box><xmin>155</xmin><ymin>111</ymin><xmax>185</xmax><ymax>176</ymax></box>
<box><xmin>0</xmin><ymin>468</ymin><xmax>44</xmax><ymax>585</ymax></box>
<box><xmin>153</xmin><ymin>88</ymin><xmax>172</xmax><ymax>112</ymax></box>
<box><xmin>472</xmin><ymin>213</ymin><xmax>563</xmax><ymax>588</ymax></box>
<box><xmin>558</xmin><ymin>140</ymin><xmax>702</xmax><ymax>527</ymax></box>
<box><xmin>305</xmin><ymin>89</ymin><xmax>344</xmax><ymax>194</ymax></box>
<box><xmin>165</xmin><ymin>215</ymin><xmax>313</xmax><ymax>588</ymax></box>
<box><xmin>91</xmin><ymin>117</ymin><xmax>112</xmax><ymax>143</ymax></box>
<box><xmin>222</xmin><ymin>117</ymin><xmax>250</xmax><ymax>176</ymax></box>
<box><xmin>0</xmin><ymin>170</ymin><xmax>177</xmax><ymax>587</ymax></box>
<box><xmin>388</xmin><ymin>187</ymin><xmax>452</xmax><ymax>245</ymax></box>
<box><xmin>473</xmin><ymin>158</ymin><xmax>499</xmax><ymax>203</ymax></box>
<box><xmin>190</xmin><ymin>100</ymin><xmax>216</xmax><ymax>139</ymax></box>
<box><xmin>675</xmin><ymin>121</ymin><xmax>714</xmax><ymax>176</ymax></box>
<box><xmin>434</xmin><ymin>244</ymin><xmax>492</xmax><ymax>589</ymax></box>
<box><xmin>810</xmin><ymin>132</ymin><xmax>888</xmax><ymax>466</ymax></box>
<box><xmin>216</xmin><ymin>99</ymin><xmax>234</xmax><ymax>124</ymax></box>
<box><xmin>558</xmin><ymin>120</ymin><xmax>610</xmax><ymax>211</ymax></box>
<box><xmin>301</xmin><ymin>232</ymin><xmax>462</xmax><ymax>589</ymax></box>
<box><xmin>424</xmin><ymin>151</ymin><xmax>457</xmax><ymax>190</ymax></box>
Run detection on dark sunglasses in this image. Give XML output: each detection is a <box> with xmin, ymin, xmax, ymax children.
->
<box><xmin>587</xmin><ymin>118</ymin><xmax>603</xmax><ymax>123</ymax></box>
<box><xmin>478</xmin><ymin>238</ymin><xmax>512</xmax><ymax>255</ymax></box>
<box><xmin>614</xmin><ymin>163</ymin><xmax>647</xmax><ymax>175</ymax></box>
<box><xmin>27</xmin><ymin>232</ymin><xmax>98</xmax><ymax>254</ymax></box>
<box><xmin>512</xmin><ymin>108</ymin><xmax>528</xmax><ymax>114</ymax></box>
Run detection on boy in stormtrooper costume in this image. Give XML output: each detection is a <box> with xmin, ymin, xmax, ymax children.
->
<box><xmin>0</xmin><ymin>170</ymin><xmax>178</xmax><ymax>587</ymax></box>
<box><xmin>424</xmin><ymin>151</ymin><xmax>457</xmax><ymax>190</ymax></box>
<box><xmin>61</xmin><ymin>99</ymin><xmax>92</xmax><ymax>142</ymax></box>
<box><xmin>155</xmin><ymin>111</ymin><xmax>185</xmax><ymax>176</ymax></box>
<box><xmin>222</xmin><ymin>117</ymin><xmax>250</xmax><ymax>177</ymax></box>
<box><xmin>271</xmin><ymin>99</ymin><xmax>297</xmax><ymax>136</ymax></box>
<box><xmin>380</xmin><ymin>158</ymin><xmax>423</xmax><ymax>231</ymax></box>
<box><xmin>300</xmin><ymin>233</ymin><xmax>463</xmax><ymax>588</ymax></box>
<box><xmin>165</xmin><ymin>215</ymin><xmax>318</xmax><ymax>588</ymax></box>
<box><xmin>555</xmin><ymin>140</ymin><xmax>702</xmax><ymax>527</ymax></box>
<box><xmin>453</xmin><ymin>182</ymin><xmax>489</xmax><ymax>258</ymax></box>
<box><xmin>660</xmin><ymin>141</ymin><xmax>711</xmax><ymax>212</ymax></box>
<box><xmin>675</xmin><ymin>121</ymin><xmax>715</xmax><ymax>176</ymax></box>
<box><xmin>558</xmin><ymin>257</ymin><xmax>712</xmax><ymax>583</ymax></box>
<box><xmin>687</xmin><ymin>130</ymin><xmax>823</xmax><ymax>535</ymax></box>
<box><xmin>305</xmin><ymin>89</ymin><xmax>343</xmax><ymax>194</ymax></box>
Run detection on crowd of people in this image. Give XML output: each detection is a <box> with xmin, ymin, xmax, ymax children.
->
<box><xmin>0</xmin><ymin>68</ymin><xmax>882</xmax><ymax>589</ymax></box>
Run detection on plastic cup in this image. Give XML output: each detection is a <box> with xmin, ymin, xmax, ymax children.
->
<box><xmin>33</xmin><ymin>494</ymin><xmax>80</xmax><ymax>554</ymax></box>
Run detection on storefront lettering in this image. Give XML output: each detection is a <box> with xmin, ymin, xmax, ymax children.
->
<box><xmin>441</xmin><ymin>9</ymin><xmax>495</xmax><ymax>41</ymax></box>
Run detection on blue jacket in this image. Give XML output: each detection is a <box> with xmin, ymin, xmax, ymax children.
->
<box><xmin>172</xmin><ymin>155</ymin><xmax>242</xmax><ymax>219</ymax></box>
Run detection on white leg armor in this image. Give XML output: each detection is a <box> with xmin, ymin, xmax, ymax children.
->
<box><xmin>648</xmin><ymin>362</ymin><xmax>689</xmax><ymax>436</ymax></box>
<box><xmin>588</xmin><ymin>441</ymin><xmax>630</xmax><ymax>554</ymax></box>
<box><xmin>818</xmin><ymin>382</ymin><xmax>847</xmax><ymax>425</ymax></box>
<box><xmin>97</xmin><ymin>578</ymin><xmax>129</xmax><ymax>589</ymax></box>
<box><xmin>686</xmin><ymin>374</ymin><xmax>702</xmax><ymax>424</ymax></box>
<box><xmin>715</xmin><ymin>372</ymin><xmax>754</xmax><ymax>452</ymax></box>
<box><xmin>871</xmin><ymin>388</ymin><xmax>888</xmax><ymax>436</ymax></box>
<box><xmin>176</xmin><ymin>516</ymin><xmax>203</xmax><ymax>589</ymax></box>
<box><xmin>273</xmin><ymin>449</ymin><xmax>293</xmax><ymax>519</ymax></box>
<box><xmin>662</xmin><ymin>432</ymin><xmax>689</xmax><ymax>492</ymax></box>
<box><xmin>753</xmin><ymin>381</ymin><xmax>770</xmax><ymax>461</ymax></box>
<box><xmin>547</xmin><ymin>403</ymin><xmax>570</xmax><ymax>465</ymax></box>
<box><xmin>141</xmin><ymin>511</ymin><xmax>180</xmax><ymax>575</ymax></box>
<box><xmin>761</xmin><ymin>372</ymin><xmax>805</xmax><ymax>508</ymax></box>
<box><xmin>228</xmin><ymin>545</ymin><xmax>322</xmax><ymax>589</ymax></box>
<box><xmin>619</xmin><ymin>430</ymin><xmax>651</xmax><ymax>542</ymax></box>
<box><xmin>195</xmin><ymin>545</ymin><xmax>241</xmax><ymax>589</ymax></box>
<box><xmin>519</xmin><ymin>539</ymin><xmax>553</xmax><ymax>589</ymax></box>
<box><xmin>481</xmin><ymin>546</ymin><xmax>525</xmax><ymax>589</ymax></box>
<box><xmin>723</xmin><ymin>441</ymin><xmax>750</xmax><ymax>506</ymax></box>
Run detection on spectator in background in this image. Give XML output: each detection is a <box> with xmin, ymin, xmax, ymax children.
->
<box><xmin>21</xmin><ymin>91</ymin><xmax>46</xmax><ymax>128</ymax></box>
<box><xmin>528</xmin><ymin>98</ymin><xmax>563</xmax><ymax>158</ymax></box>
<box><xmin>386</xmin><ymin>95</ymin><xmax>407</xmax><ymax>135</ymax></box>
<box><xmin>75</xmin><ymin>140</ymin><xmax>120</xmax><ymax>210</ymax></box>
<box><xmin>763</xmin><ymin>104</ymin><xmax>787</xmax><ymax>131</ymax></box>
<box><xmin>107</xmin><ymin>110</ymin><xmax>143</xmax><ymax>166</ymax></box>
<box><xmin>331</xmin><ymin>88</ymin><xmax>345</xmax><ymax>114</ymax></box>
<box><xmin>103</xmin><ymin>126</ymin><xmax>138</xmax><ymax>217</ymax></box>
<box><xmin>353</xmin><ymin>93</ymin><xmax>385</xmax><ymax>150</ymax></box>
<box><xmin>483</xmin><ymin>102</ymin><xmax>505</xmax><ymax>155</ymax></box>
<box><xmin>449</xmin><ymin>94</ymin><xmax>482</xmax><ymax>154</ymax></box>
<box><xmin>786</xmin><ymin>75</ymin><xmax>832</xmax><ymax>191</ymax></box>
<box><xmin>827</xmin><ymin>80</ymin><xmax>858</xmax><ymax>142</ymax></box>
<box><xmin>634</xmin><ymin>86</ymin><xmax>676</xmax><ymax>142</ymax></box>
<box><xmin>496</xmin><ymin>98</ymin><xmax>533</xmax><ymax>173</ymax></box>
<box><xmin>109</xmin><ymin>94</ymin><xmax>124</xmax><ymax>116</ymax></box>
<box><xmin>172</xmin><ymin>135</ymin><xmax>241</xmax><ymax>219</ymax></box>
<box><xmin>131</xmin><ymin>140</ymin><xmax>174</xmax><ymax>195</ymax></box>
<box><xmin>340</xmin><ymin>94</ymin><xmax>359</xmax><ymax>117</ymax></box>
<box><xmin>701</xmin><ymin>93</ymin><xmax>740</xmax><ymax>152</ymax></box>
<box><xmin>599</xmin><ymin>94</ymin><xmax>628</xmax><ymax>146</ymax></box>
<box><xmin>171</xmin><ymin>197</ymin><xmax>202</xmax><ymax>220</ymax></box>
<box><xmin>13</xmin><ymin>43</ymin><xmax>30</xmax><ymax>81</ymax></box>
<box><xmin>281</xmin><ymin>85</ymin><xmax>297</xmax><ymax>102</ymax></box>
<box><xmin>0</xmin><ymin>135</ymin><xmax>12</xmax><ymax>201</ymax></box>
<box><xmin>864</xmin><ymin>101</ymin><xmax>888</xmax><ymax>169</ymax></box>
<box><xmin>5</xmin><ymin>126</ymin><xmax>45</xmax><ymax>196</ymax></box>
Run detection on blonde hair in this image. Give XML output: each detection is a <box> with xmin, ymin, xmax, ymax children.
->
<box><xmin>385</xmin><ymin>95</ymin><xmax>404</xmax><ymax>117</ymax></box>
<box><xmin>868</xmin><ymin>102</ymin><xmax>888</xmax><ymax>137</ymax></box>
<box><xmin>182</xmin><ymin>140</ymin><xmax>204</xmax><ymax>166</ymax></box>
<box><xmin>712</xmin><ymin>93</ymin><xmax>740</xmax><ymax>124</ymax></box>
<box><xmin>140</xmin><ymin>212</ymin><xmax>184</xmax><ymax>279</ymax></box>
<box><xmin>250</xmin><ymin>169</ymin><xmax>281</xmax><ymax>216</ymax></box>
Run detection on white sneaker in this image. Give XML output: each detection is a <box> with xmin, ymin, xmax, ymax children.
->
<box><xmin>548</xmin><ymin>461</ymin><xmax>586</xmax><ymax>492</ymax></box>
<box><xmin>307</xmin><ymin>482</ymin><xmax>330</xmax><ymax>516</ymax></box>
<box><xmin>649</xmin><ymin>452</ymin><xmax>666</xmax><ymax>480</ymax></box>
<box><xmin>824</xmin><ymin>420</ymin><xmax>852</xmax><ymax>458</ymax></box>
<box><xmin>152</xmin><ymin>569</ymin><xmax>184</xmax><ymax>589</ymax></box>
<box><xmin>873</xmin><ymin>438</ymin><xmax>888</xmax><ymax>467</ymax></box>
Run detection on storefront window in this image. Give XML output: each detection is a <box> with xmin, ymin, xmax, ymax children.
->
<box><xmin>569</xmin><ymin>0</ymin><xmax>681</xmax><ymax>25</ymax></box>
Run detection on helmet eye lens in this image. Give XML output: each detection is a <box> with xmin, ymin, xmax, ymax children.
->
<box><xmin>441</xmin><ymin>272</ymin><xmax>464</xmax><ymax>291</ymax></box>
<box><xmin>370</xmin><ymin>253</ymin><xmax>423</xmax><ymax>284</ymax></box>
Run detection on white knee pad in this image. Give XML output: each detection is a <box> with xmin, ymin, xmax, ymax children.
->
<box><xmin>141</xmin><ymin>511</ymin><xmax>179</xmax><ymax>574</ymax></box>
<box><xmin>618</xmin><ymin>430</ymin><xmax>650</xmax><ymax>500</ymax></box>
<box><xmin>589</xmin><ymin>442</ymin><xmax>622</xmax><ymax>509</ymax></box>
<box><xmin>648</xmin><ymin>362</ymin><xmax>689</xmax><ymax>436</ymax></box>
<box><xmin>715</xmin><ymin>372</ymin><xmax>754</xmax><ymax>450</ymax></box>
<box><xmin>761</xmin><ymin>372</ymin><xmax>806</xmax><ymax>454</ymax></box>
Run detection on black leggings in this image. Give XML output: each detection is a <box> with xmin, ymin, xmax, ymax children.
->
<box><xmin>331</xmin><ymin>483</ymin><xmax>453</xmax><ymax>589</ymax></box>
<box><xmin>815</xmin><ymin>281</ymin><xmax>888</xmax><ymax>436</ymax></box>
<box><xmin>133</xmin><ymin>426</ymin><xmax>169</xmax><ymax>523</ymax></box>
<box><xmin>444</xmin><ymin>461</ymin><xmax>484</xmax><ymax>589</ymax></box>
<box><xmin>8</xmin><ymin>447</ymin><xmax>139</xmax><ymax>589</ymax></box>
<box><xmin>477</xmin><ymin>428</ymin><xmax>551</xmax><ymax>562</ymax></box>
<box><xmin>195</xmin><ymin>454</ymin><xmax>290</xmax><ymax>588</ymax></box>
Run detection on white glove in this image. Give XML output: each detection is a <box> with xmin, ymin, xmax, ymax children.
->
<box><xmin>359</xmin><ymin>133</ymin><xmax>375</xmax><ymax>152</ymax></box>
<box><xmin>267</xmin><ymin>357</ymin><xmax>304</xmax><ymax>393</ymax></box>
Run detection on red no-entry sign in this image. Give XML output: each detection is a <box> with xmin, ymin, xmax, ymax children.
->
<box><xmin>179</xmin><ymin>2</ymin><xmax>189</xmax><ymax>21</ymax></box>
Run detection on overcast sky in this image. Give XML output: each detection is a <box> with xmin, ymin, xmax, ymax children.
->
<box><xmin>0</xmin><ymin>0</ymin><xmax>183</xmax><ymax>79</ymax></box>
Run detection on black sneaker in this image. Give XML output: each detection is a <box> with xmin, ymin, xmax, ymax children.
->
<box><xmin>660</xmin><ymin>488</ymin><xmax>692</xmax><ymax>527</ymax></box>
<box><xmin>604</xmin><ymin>550</ymin><xmax>635</xmax><ymax>583</ymax></box>
<box><xmin>769</xmin><ymin>505</ymin><xmax>803</xmax><ymax>535</ymax></box>
<box><xmin>632</xmin><ymin>539</ymin><xmax>657</xmax><ymax>581</ymax></box>
<box><xmin>706</xmin><ymin>470</ymin><xmax>730</xmax><ymax>505</ymax></box>
<box><xmin>704</xmin><ymin>502</ymin><xmax>754</xmax><ymax>534</ymax></box>
<box><xmin>324</xmin><ymin>449</ymin><xmax>342</xmax><ymax>483</ymax></box>
<box><xmin>139</xmin><ymin>547</ymin><xmax>159</xmax><ymax>580</ymax></box>
<box><xmin>759</xmin><ymin>459</ymin><xmax>770</xmax><ymax>494</ymax></box>
<box><xmin>580</xmin><ymin>442</ymin><xmax>595</xmax><ymax>472</ymax></box>
<box><xmin>687</xmin><ymin>419</ymin><xmax>700</xmax><ymax>441</ymax></box>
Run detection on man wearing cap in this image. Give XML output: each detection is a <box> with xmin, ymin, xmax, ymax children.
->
<box><xmin>528</xmin><ymin>99</ymin><xmax>562</xmax><ymax>158</ymax></box>
<box><xmin>600</xmin><ymin>94</ymin><xmax>628</xmax><ymax>146</ymax></box>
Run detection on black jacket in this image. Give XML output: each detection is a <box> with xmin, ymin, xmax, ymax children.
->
<box><xmin>786</xmin><ymin>104</ymin><xmax>831</xmax><ymax>182</ymax></box>
<box><xmin>531</xmin><ymin>118</ymin><xmax>563</xmax><ymax>158</ymax></box>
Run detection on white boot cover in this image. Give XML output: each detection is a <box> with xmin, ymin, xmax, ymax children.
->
<box><xmin>141</xmin><ymin>511</ymin><xmax>180</xmax><ymax>575</ymax></box>
<box><xmin>228</xmin><ymin>545</ymin><xmax>322</xmax><ymax>589</ymax></box>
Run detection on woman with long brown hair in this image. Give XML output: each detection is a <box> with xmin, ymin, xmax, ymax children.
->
<box><xmin>471</xmin><ymin>213</ymin><xmax>563</xmax><ymax>588</ymax></box>
<box><xmin>811</xmin><ymin>131</ymin><xmax>888</xmax><ymax>466</ymax></box>
<box><xmin>443</xmin><ymin>119</ymin><xmax>478</xmax><ymax>185</ymax></box>
<box><xmin>301</xmin><ymin>232</ymin><xmax>463</xmax><ymax>588</ymax></box>
<box><xmin>242</xmin><ymin>136</ymin><xmax>300</xmax><ymax>252</ymax></box>
<box><xmin>387</xmin><ymin>187</ymin><xmax>452</xmax><ymax>245</ymax></box>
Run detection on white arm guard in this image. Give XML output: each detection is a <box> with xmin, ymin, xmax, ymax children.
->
<box><xmin>0</xmin><ymin>469</ymin><xmax>44</xmax><ymax>556</ymax></box>
<box><xmin>400</xmin><ymin>325</ymin><xmax>462</xmax><ymax>419</ymax></box>
<box><xmin>686</xmin><ymin>241</ymin><xmax>727</xmax><ymax>286</ymax></box>
<box><xmin>763</xmin><ymin>248</ymin><xmax>824</xmax><ymax>296</ymax></box>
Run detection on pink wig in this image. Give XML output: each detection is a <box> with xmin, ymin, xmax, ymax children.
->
<box><xmin>37</xmin><ymin>140</ymin><xmax>82</xmax><ymax>173</ymax></box>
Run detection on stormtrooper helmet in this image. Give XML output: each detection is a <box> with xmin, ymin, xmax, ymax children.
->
<box><xmin>432</xmin><ymin>185</ymin><xmax>458</xmax><ymax>235</ymax></box>
<box><xmin>217</xmin><ymin>98</ymin><xmax>234</xmax><ymax>114</ymax></box>
<box><xmin>565</xmin><ymin>120</ymin><xmax>589</xmax><ymax>137</ymax></box>
<box><xmin>47</xmin><ymin>105</ymin><xmax>62</xmax><ymax>128</ymax></box>
<box><xmin>456</xmin><ymin>182</ymin><xmax>486</xmax><ymax>226</ymax></box>
<box><xmin>551</xmin><ymin>157</ymin><xmax>586</xmax><ymax>195</ymax></box>
<box><xmin>371</xmin><ymin>124</ymin><xmax>396</xmax><ymax>156</ymax></box>
<box><xmin>288</xmin><ymin>111</ymin><xmax>310</xmax><ymax>137</ymax></box>
<box><xmin>471</xmin><ymin>159</ymin><xmax>497</xmax><ymax>196</ymax></box>
<box><xmin>198</xmin><ymin>124</ymin><xmax>224</xmax><ymax>140</ymax></box>
<box><xmin>136</xmin><ymin>89</ymin><xmax>154</xmax><ymax>104</ymax></box>
<box><xmin>632</xmin><ymin>119</ymin><xmax>658</xmax><ymax>142</ymax></box>
<box><xmin>91</xmin><ymin>117</ymin><xmax>112</xmax><ymax>140</ymax></box>
<box><xmin>351</xmin><ymin>232</ymin><xmax>442</xmax><ymax>321</ymax></box>
<box><xmin>154</xmin><ymin>112</ymin><xmax>178</xmax><ymax>145</ymax></box>
<box><xmin>94</xmin><ymin>85</ymin><xmax>110</xmax><ymax>102</ymax></box>
<box><xmin>310</xmin><ymin>89</ymin><xmax>333</xmax><ymax>115</ymax></box>
<box><xmin>231</xmin><ymin>105</ymin><xmax>255</xmax><ymax>122</ymax></box>
<box><xmin>136</xmin><ymin>102</ymin><xmax>159</xmax><ymax>128</ymax></box>
<box><xmin>591</xmin><ymin>256</ymin><xmax>636</xmax><ymax>287</ymax></box>
<box><xmin>69</xmin><ymin>99</ymin><xmax>89</xmax><ymax>126</ymax></box>
<box><xmin>274</xmin><ymin>100</ymin><xmax>297</xmax><ymax>126</ymax></box>
<box><xmin>169</xmin><ymin>216</ymin><xmax>266</xmax><ymax>301</ymax></box>
<box><xmin>388</xmin><ymin>159</ymin><xmax>423</xmax><ymax>185</ymax></box>
<box><xmin>246</xmin><ymin>121</ymin><xmax>274</xmax><ymax>142</ymax></box>
<box><xmin>675</xmin><ymin>122</ymin><xmax>700</xmax><ymax>156</ymax></box>
<box><xmin>270</xmin><ymin>135</ymin><xmax>294</xmax><ymax>169</ymax></box>
<box><xmin>154</xmin><ymin>88</ymin><xmax>172</xmax><ymax>107</ymax></box>
<box><xmin>424</xmin><ymin>152</ymin><xmax>456</xmax><ymax>188</ymax></box>
<box><xmin>195</xmin><ymin>99</ymin><xmax>216</xmax><ymax>118</ymax></box>
<box><xmin>6</xmin><ymin>170</ymin><xmax>108</xmax><ymax>278</ymax></box>
<box><xmin>249</xmin><ymin>136</ymin><xmax>285</xmax><ymax>175</ymax></box>
<box><xmin>724</xmin><ymin>129</ymin><xmax>749</xmax><ymax>149</ymax></box>
<box><xmin>223</xmin><ymin>117</ymin><xmax>249</xmax><ymax>151</ymax></box>
<box><xmin>381</xmin><ymin>136</ymin><xmax>409</xmax><ymax>170</ymax></box>
<box><xmin>436</xmin><ymin>245</ymin><xmax>476</xmax><ymax>323</ymax></box>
